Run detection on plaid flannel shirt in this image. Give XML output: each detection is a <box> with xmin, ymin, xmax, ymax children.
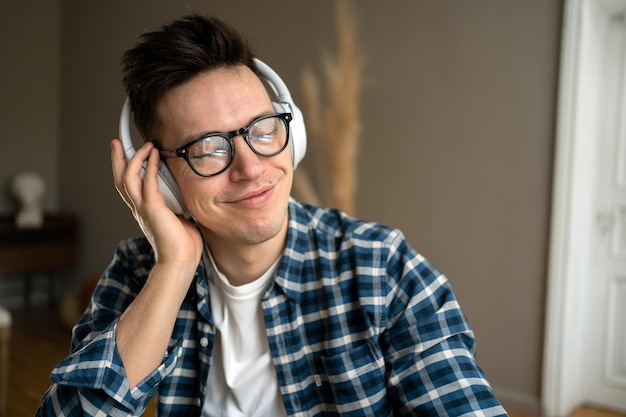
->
<box><xmin>37</xmin><ymin>199</ymin><xmax>508</xmax><ymax>416</ymax></box>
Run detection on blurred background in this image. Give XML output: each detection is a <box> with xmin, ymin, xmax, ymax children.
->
<box><xmin>0</xmin><ymin>0</ymin><xmax>565</xmax><ymax>414</ymax></box>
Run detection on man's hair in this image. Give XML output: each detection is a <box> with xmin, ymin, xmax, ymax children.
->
<box><xmin>121</xmin><ymin>14</ymin><xmax>258</xmax><ymax>144</ymax></box>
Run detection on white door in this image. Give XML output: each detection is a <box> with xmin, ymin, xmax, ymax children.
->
<box><xmin>586</xmin><ymin>11</ymin><xmax>626</xmax><ymax>411</ymax></box>
<box><xmin>542</xmin><ymin>1</ymin><xmax>626</xmax><ymax>416</ymax></box>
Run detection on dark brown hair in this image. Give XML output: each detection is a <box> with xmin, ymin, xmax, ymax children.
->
<box><xmin>121</xmin><ymin>14</ymin><xmax>258</xmax><ymax>143</ymax></box>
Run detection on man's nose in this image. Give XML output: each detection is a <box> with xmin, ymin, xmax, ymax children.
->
<box><xmin>228</xmin><ymin>134</ymin><xmax>264</xmax><ymax>180</ymax></box>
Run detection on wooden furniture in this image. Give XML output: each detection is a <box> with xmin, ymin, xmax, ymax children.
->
<box><xmin>0</xmin><ymin>305</ymin><xmax>10</xmax><ymax>417</ymax></box>
<box><xmin>0</xmin><ymin>215</ymin><xmax>79</xmax><ymax>307</ymax></box>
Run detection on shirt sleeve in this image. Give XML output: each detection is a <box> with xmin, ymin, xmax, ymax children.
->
<box><xmin>36</xmin><ymin>238</ymin><xmax>181</xmax><ymax>416</ymax></box>
<box><xmin>382</xmin><ymin>231</ymin><xmax>508</xmax><ymax>416</ymax></box>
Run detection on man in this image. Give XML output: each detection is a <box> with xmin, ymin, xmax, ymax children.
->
<box><xmin>37</xmin><ymin>14</ymin><xmax>508</xmax><ymax>416</ymax></box>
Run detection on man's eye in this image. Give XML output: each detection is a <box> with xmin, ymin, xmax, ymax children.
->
<box><xmin>191</xmin><ymin>149</ymin><xmax>228</xmax><ymax>159</ymax></box>
<box><xmin>250</xmin><ymin>132</ymin><xmax>275</xmax><ymax>143</ymax></box>
<box><xmin>209</xmin><ymin>149</ymin><xmax>229</xmax><ymax>157</ymax></box>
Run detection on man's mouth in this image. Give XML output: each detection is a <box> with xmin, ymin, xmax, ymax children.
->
<box><xmin>230</xmin><ymin>185</ymin><xmax>274</xmax><ymax>206</ymax></box>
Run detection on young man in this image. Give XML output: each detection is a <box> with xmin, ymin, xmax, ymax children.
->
<box><xmin>37</xmin><ymin>14</ymin><xmax>508</xmax><ymax>417</ymax></box>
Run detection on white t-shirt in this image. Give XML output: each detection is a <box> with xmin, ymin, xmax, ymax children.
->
<box><xmin>202</xmin><ymin>251</ymin><xmax>288</xmax><ymax>417</ymax></box>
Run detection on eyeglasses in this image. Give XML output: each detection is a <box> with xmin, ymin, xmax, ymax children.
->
<box><xmin>160</xmin><ymin>113</ymin><xmax>292</xmax><ymax>177</ymax></box>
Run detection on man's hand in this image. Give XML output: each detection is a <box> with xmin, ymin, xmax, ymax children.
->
<box><xmin>110</xmin><ymin>139</ymin><xmax>203</xmax><ymax>268</ymax></box>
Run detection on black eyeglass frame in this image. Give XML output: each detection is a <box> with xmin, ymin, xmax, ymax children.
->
<box><xmin>160</xmin><ymin>112</ymin><xmax>293</xmax><ymax>177</ymax></box>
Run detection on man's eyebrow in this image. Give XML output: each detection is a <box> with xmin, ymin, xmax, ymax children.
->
<box><xmin>180</xmin><ymin>110</ymin><xmax>277</xmax><ymax>144</ymax></box>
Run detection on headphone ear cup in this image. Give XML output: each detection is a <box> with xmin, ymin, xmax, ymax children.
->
<box><xmin>155</xmin><ymin>162</ymin><xmax>186</xmax><ymax>215</ymax></box>
<box><xmin>120</xmin><ymin>98</ymin><xmax>187</xmax><ymax>215</ymax></box>
<box><xmin>287</xmin><ymin>102</ymin><xmax>307</xmax><ymax>169</ymax></box>
<box><xmin>273</xmin><ymin>101</ymin><xmax>306</xmax><ymax>168</ymax></box>
<box><xmin>256</xmin><ymin>58</ymin><xmax>307</xmax><ymax>169</ymax></box>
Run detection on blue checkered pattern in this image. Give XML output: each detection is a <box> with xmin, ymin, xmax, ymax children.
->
<box><xmin>37</xmin><ymin>199</ymin><xmax>507</xmax><ymax>416</ymax></box>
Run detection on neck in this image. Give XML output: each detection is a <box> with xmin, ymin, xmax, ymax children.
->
<box><xmin>200</xmin><ymin>221</ymin><xmax>288</xmax><ymax>287</ymax></box>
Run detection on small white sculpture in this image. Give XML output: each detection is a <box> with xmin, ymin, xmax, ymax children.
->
<box><xmin>12</xmin><ymin>171</ymin><xmax>46</xmax><ymax>228</ymax></box>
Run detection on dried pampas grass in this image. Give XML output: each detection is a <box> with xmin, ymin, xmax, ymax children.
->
<box><xmin>292</xmin><ymin>0</ymin><xmax>363</xmax><ymax>216</ymax></box>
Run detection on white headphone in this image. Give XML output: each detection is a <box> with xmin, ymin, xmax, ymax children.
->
<box><xmin>119</xmin><ymin>58</ymin><xmax>307</xmax><ymax>215</ymax></box>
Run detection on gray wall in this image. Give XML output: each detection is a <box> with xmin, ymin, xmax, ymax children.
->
<box><xmin>0</xmin><ymin>1</ymin><xmax>60</xmax><ymax>212</ymax></box>
<box><xmin>0</xmin><ymin>0</ymin><xmax>562</xmax><ymax>412</ymax></box>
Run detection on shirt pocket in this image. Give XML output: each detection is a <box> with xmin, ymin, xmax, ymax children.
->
<box><xmin>319</xmin><ymin>342</ymin><xmax>389</xmax><ymax>415</ymax></box>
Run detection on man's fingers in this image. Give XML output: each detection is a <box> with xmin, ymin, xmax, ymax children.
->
<box><xmin>111</xmin><ymin>139</ymin><xmax>155</xmax><ymax>210</ymax></box>
<box><xmin>111</xmin><ymin>139</ymin><xmax>125</xmax><ymax>180</ymax></box>
<box><xmin>142</xmin><ymin>147</ymin><xmax>166</xmax><ymax>205</ymax></box>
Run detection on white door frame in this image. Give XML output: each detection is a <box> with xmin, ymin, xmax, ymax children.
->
<box><xmin>542</xmin><ymin>0</ymin><xmax>626</xmax><ymax>416</ymax></box>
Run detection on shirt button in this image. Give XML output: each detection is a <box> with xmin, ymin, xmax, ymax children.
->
<box><xmin>200</xmin><ymin>337</ymin><xmax>209</xmax><ymax>347</ymax></box>
<box><xmin>177</xmin><ymin>347</ymin><xmax>183</xmax><ymax>358</ymax></box>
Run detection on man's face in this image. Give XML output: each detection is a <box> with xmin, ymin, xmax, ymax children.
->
<box><xmin>156</xmin><ymin>65</ymin><xmax>293</xmax><ymax>251</ymax></box>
